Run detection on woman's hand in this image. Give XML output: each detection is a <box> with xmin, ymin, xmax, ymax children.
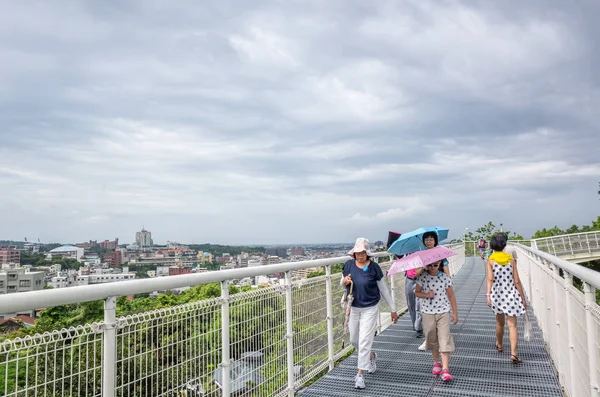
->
<box><xmin>391</xmin><ymin>311</ymin><xmax>399</xmax><ymax>324</ymax></box>
<box><xmin>487</xmin><ymin>295</ymin><xmax>492</xmax><ymax>307</ymax></box>
<box><xmin>342</xmin><ymin>274</ymin><xmax>352</xmax><ymax>286</ymax></box>
<box><xmin>521</xmin><ymin>295</ymin><xmax>527</xmax><ymax>310</ymax></box>
<box><xmin>426</xmin><ymin>290</ymin><xmax>435</xmax><ymax>298</ymax></box>
<box><xmin>452</xmin><ymin>312</ymin><xmax>458</xmax><ymax>324</ymax></box>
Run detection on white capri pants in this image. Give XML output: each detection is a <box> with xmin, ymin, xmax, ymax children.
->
<box><xmin>348</xmin><ymin>304</ymin><xmax>379</xmax><ymax>370</ymax></box>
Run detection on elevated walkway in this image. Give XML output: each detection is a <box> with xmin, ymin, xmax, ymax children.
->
<box><xmin>299</xmin><ymin>257</ymin><xmax>563</xmax><ymax>397</ymax></box>
<box><xmin>533</xmin><ymin>231</ymin><xmax>600</xmax><ymax>263</ymax></box>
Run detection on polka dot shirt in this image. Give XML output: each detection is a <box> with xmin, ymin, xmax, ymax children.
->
<box><xmin>416</xmin><ymin>272</ymin><xmax>452</xmax><ymax>314</ymax></box>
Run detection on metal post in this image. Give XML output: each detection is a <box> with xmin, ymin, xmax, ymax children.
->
<box><xmin>586</xmin><ymin>233</ymin><xmax>592</xmax><ymax>254</ymax></box>
<box><xmin>551</xmin><ymin>264</ymin><xmax>562</xmax><ymax>382</ymax></box>
<box><xmin>564</xmin><ymin>272</ymin><xmax>577</xmax><ymax>397</ymax></box>
<box><xmin>285</xmin><ymin>271</ymin><xmax>295</xmax><ymax>397</ymax></box>
<box><xmin>220</xmin><ymin>281</ymin><xmax>231</xmax><ymax>397</ymax></box>
<box><xmin>102</xmin><ymin>296</ymin><xmax>117</xmax><ymax>397</ymax></box>
<box><xmin>531</xmin><ymin>239</ymin><xmax>538</xmax><ymax>250</ymax></box>
<box><xmin>325</xmin><ymin>265</ymin><xmax>335</xmax><ymax>371</ymax></box>
<box><xmin>583</xmin><ymin>282</ymin><xmax>600</xmax><ymax>397</ymax></box>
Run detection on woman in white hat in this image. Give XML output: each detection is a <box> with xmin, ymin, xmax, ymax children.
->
<box><xmin>341</xmin><ymin>237</ymin><xmax>398</xmax><ymax>389</ymax></box>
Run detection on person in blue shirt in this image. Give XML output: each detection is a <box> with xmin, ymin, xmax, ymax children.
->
<box><xmin>341</xmin><ymin>237</ymin><xmax>398</xmax><ymax>389</ymax></box>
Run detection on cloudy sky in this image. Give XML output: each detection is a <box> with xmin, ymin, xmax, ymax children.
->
<box><xmin>1</xmin><ymin>0</ymin><xmax>599</xmax><ymax>245</ymax></box>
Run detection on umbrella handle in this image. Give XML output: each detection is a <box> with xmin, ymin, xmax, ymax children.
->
<box><xmin>349</xmin><ymin>280</ymin><xmax>353</xmax><ymax>295</ymax></box>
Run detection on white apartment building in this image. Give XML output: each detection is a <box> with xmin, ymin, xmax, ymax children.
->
<box><xmin>49</xmin><ymin>268</ymin><xmax>135</xmax><ymax>289</ymax></box>
<box><xmin>0</xmin><ymin>268</ymin><xmax>45</xmax><ymax>295</ymax></box>
<box><xmin>48</xmin><ymin>245</ymin><xmax>85</xmax><ymax>262</ymax></box>
<box><xmin>0</xmin><ymin>268</ymin><xmax>46</xmax><ymax>320</ymax></box>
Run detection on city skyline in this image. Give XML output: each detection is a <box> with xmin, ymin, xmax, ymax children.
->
<box><xmin>1</xmin><ymin>1</ymin><xmax>599</xmax><ymax>245</ymax></box>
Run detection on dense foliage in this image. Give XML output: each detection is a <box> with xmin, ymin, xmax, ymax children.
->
<box><xmin>20</xmin><ymin>251</ymin><xmax>82</xmax><ymax>270</ymax></box>
<box><xmin>188</xmin><ymin>244</ymin><xmax>265</xmax><ymax>257</ymax></box>
<box><xmin>532</xmin><ymin>216</ymin><xmax>600</xmax><ymax>238</ymax></box>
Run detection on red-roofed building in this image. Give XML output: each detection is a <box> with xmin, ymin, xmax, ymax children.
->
<box><xmin>0</xmin><ymin>315</ymin><xmax>36</xmax><ymax>334</ymax></box>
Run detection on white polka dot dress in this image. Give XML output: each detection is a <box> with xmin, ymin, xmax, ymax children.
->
<box><xmin>490</xmin><ymin>262</ymin><xmax>525</xmax><ymax>317</ymax></box>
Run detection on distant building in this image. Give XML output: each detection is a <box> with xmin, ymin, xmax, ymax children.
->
<box><xmin>0</xmin><ymin>315</ymin><xmax>36</xmax><ymax>334</ymax></box>
<box><xmin>293</xmin><ymin>267</ymin><xmax>322</xmax><ymax>280</ymax></box>
<box><xmin>23</xmin><ymin>243</ymin><xmax>41</xmax><ymax>254</ymax></box>
<box><xmin>135</xmin><ymin>228</ymin><xmax>153</xmax><ymax>248</ymax></box>
<box><xmin>103</xmin><ymin>251</ymin><xmax>122</xmax><ymax>266</ymax></box>
<box><xmin>169</xmin><ymin>267</ymin><xmax>193</xmax><ymax>276</ymax></box>
<box><xmin>0</xmin><ymin>246</ymin><xmax>20</xmax><ymax>265</ymax></box>
<box><xmin>0</xmin><ymin>268</ymin><xmax>45</xmax><ymax>294</ymax></box>
<box><xmin>49</xmin><ymin>268</ymin><xmax>134</xmax><ymax>289</ymax></box>
<box><xmin>266</xmin><ymin>247</ymin><xmax>288</xmax><ymax>258</ymax></box>
<box><xmin>76</xmin><ymin>239</ymin><xmax>119</xmax><ymax>250</ymax></box>
<box><xmin>290</xmin><ymin>247</ymin><xmax>305</xmax><ymax>256</ymax></box>
<box><xmin>198</xmin><ymin>252</ymin><xmax>213</xmax><ymax>264</ymax></box>
<box><xmin>48</xmin><ymin>245</ymin><xmax>85</xmax><ymax>262</ymax></box>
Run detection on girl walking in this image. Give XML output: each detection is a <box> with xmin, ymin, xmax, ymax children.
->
<box><xmin>415</xmin><ymin>259</ymin><xmax>458</xmax><ymax>381</ymax></box>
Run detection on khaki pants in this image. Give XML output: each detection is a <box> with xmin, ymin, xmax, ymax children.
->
<box><xmin>422</xmin><ymin>312</ymin><xmax>455</xmax><ymax>353</ymax></box>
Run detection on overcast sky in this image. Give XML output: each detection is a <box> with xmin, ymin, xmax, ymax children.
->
<box><xmin>1</xmin><ymin>1</ymin><xmax>599</xmax><ymax>245</ymax></box>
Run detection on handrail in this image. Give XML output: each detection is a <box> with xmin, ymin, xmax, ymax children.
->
<box><xmin>532</xmin><ymin>230</ymin><xmax>600</xmax><ymax>242</ymax></box>
<box><xmin>514</xmin><ymin>242</ymin><xmax>600</xmax><ymax>397</ymax></box>
<box><xmin>0</xmin><ymin>252</ymin><xmax>390</xmax><ymax>314</ymax></box>
<box><xmin>516</xmin><ymin>243</ymin><xmax>600</xmax><ymax>290</ymax></box>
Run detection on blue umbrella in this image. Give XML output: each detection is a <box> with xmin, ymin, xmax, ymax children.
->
<box><xmin>387</xmin><ymin>227</ymin><xmax>449</xmax><ymax>256</ymax></box>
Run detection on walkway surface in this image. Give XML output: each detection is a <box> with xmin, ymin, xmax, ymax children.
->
<box><xmin>298</xmin><ymin>257</ymin><xmax>563</xmax><ymax>397</ymax></box>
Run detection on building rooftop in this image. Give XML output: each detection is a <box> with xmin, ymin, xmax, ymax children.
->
<box><xmin>49</xmin><ymin>245</ymin><xmax>80</xmax><ymax>252</ymax></box>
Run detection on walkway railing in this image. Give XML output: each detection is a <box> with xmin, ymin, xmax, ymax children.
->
<box><xmin>532</xmin><ymin>231</ymin><xmax>600</xmax><ymax>263</ymax></box>
<box><xmin>0</xmin><ymin>244</ymin><xmax>465</xmax><ymax>397</ymax></box>
<box><xmin>516</xmin><ymin>243</ymin><xmax>600</xmax><ymax>397</ymax></box>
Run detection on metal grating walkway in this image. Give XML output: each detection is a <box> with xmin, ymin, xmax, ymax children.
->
<box><xmin>298</xmin><ymin>257</ymin><xmax>563</xmax><ymax>397</ymax></box>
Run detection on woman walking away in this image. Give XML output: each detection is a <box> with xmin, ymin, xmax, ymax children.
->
<box><xmin>415</xmin><ymin>259</ymin><xmax>458</xmax><ymax>381</ymax></box>
<box><xmin>486</xmin><ymin>234</ymin><xmax>527</xmax><ymax>363</ymax></box>
<box><xmin>341</xmin><ymin>238</ymin><xmax>399</xmax><ymax>389</ymax></box>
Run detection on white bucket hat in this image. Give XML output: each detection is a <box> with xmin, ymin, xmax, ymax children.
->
<box><xmin>348</xmin><ymin>237</ymin><xmax>373</xmax><ymax>257</ymax></box>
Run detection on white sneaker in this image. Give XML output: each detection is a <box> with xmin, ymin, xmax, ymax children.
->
<box><xmin>367</xmin><ymin>352</ymin><xmax>377</xmax><ymax>373</ymax></box>
<box><xmin>354</xmin><ymin>374</ymin><xmax>365</xmax><ymax>389</ymax></box>
<box><xmin>418</xmin><ymin>341</ymin><xmax>427</xmax><ymax>351</ymax></box>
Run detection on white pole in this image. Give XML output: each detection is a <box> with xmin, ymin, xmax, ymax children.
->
<box><xmin>325</xmin><ymin>265</ymin><xmax>335</xmax><ymax>371</ymax></box>
<box><xmin>584</xmin><ymin>282</ymin><xmax>599</xmax><ymax>397</ymax></box>
<box><xmin>551</xmin><ymin>264</ymin><xmax>563</xmax><ymax>383</ymax></box>
<box><xmin>220</xmin><ymin>281</ymin><xmax>231</xmax><ymax>397</ymax></box>
<box><xmin>285</xmin><ymin>271</ymin><xmax>295</xmax><ymax>397</ymax></box>
<box><xmin>564</xmin><ymin>272</ymin><xmax>577</xmax><ymax>397</ymax></box>
<box><xmin>102</xmin><ymin>296</ymin><xmax>117</xmax><ymax>397</ymax></box>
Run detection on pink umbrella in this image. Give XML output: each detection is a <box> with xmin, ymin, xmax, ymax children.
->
<box><xmin>387</xmin><ymin>246</ymin><xmax>457</xmax><ymax>277</ymax></box>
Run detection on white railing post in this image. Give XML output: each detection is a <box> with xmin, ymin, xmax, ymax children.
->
<box><xmin>220</xmin><ymin>281</ymin><xmax>231</xmax><ymax>397</ymax></box>
<box><xmin>586</xmin><ymin>234</ymin><xmax>592</xmax><ymax>254</ymax></box>
<box><xmin>551</xmin><ymin>264</ymin><xmax>563</xmax><ymax>382</ymax></box>
<box><xmin>325</xmin><ymin>265</ymin><xmax>335</xmax><ymax>371</ymax></box>
<box><xmin>564</xmin><ymin>272</ymin><xmax>577</xmax><ymax>397</ymax></box>
<box><xmin>584</xmin><ymin>282</ymin><xmax>600</xmax><ymax>397</ymax></box>
<box><xmin>285</xmin><ymin>271</ymin><xmax>295</xmax><ymax>397</ymax></box>
<box><xmin>102</xmin><ymin>296</ymin><xmax>117</xmax><ymax>397</ymax></box>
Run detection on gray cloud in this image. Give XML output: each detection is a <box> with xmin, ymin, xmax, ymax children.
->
<box><xmin>1</xmin><ymin>0</ymin><xmax>599</xmax><ymax>245</ymax></box>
